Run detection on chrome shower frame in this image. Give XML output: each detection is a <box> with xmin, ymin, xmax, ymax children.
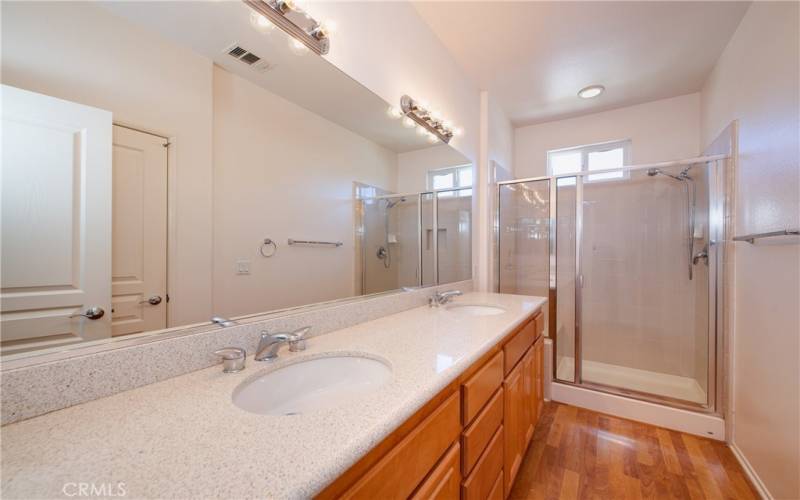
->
<box><xmin>496</xmin><ymin>154</ymin><xmax>729</xmax><ymax>414</ymax></box>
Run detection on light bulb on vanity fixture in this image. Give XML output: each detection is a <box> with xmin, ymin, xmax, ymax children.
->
<box><xmin>387</xmin><ymin>106</ymin><xmax>403</xmax><ymax>119</ymax></box>
<box><xmin>401</xmin><ymin>116</ymin><xmax>416</xmax><ymax>128</ymax></box>
<box><xmin>250</xmin><ymin>12</ymin><xmax>275</xmax><ymax>32</ymax></box>
<box><xmin>276</xmin><ymin>0</ymin><xmax>297</xmax><ymax>13</ymax></box>
<box><xmin>399</xmin><ymin>95</ymin><xmax>458</xmax><ymax>144</ymax></box>
<box><xmin>288</xmin><ymin>37</ymin><xmax>310</xmax><ymax>55</ymax></box>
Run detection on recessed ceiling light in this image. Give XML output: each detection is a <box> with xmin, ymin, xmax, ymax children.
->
<box><xmin>578</xmin><ymin>85</ymin><xmax>605</xmax><ymax>99</ymax></box>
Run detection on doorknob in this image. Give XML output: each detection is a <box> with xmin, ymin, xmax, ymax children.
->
<box><xmin>69</xmin><ymin>306</ymin><xmax>105</xmax><ymax>320</ymax></box>
<box><xmin>139</xmin><ymin>295</ymin><xmax>163</xmax><ymax>306</ymax></box>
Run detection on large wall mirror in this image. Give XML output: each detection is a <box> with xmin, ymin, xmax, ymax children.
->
<box><xmin>0</xmin><ymin>1</ymin><xmax>472</xmax><ymax>359</ymax></box>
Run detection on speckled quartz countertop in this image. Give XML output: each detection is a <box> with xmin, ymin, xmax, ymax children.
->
<box><xmin>1</xmin><ymin>292</ymin><xmax>545</xmax><ymax>499</ymax></box>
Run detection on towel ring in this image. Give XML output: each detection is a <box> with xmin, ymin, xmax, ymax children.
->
<box><xmin>259</xmin><ymin>238</ymin><xmax>277</xmax><ymax>258</ymax></box>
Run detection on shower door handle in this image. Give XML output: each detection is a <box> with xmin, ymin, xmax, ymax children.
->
<box><xmin>692</xmin><ymin>249</ymin><xmax>709</xmax><ymax>265</ymax></box>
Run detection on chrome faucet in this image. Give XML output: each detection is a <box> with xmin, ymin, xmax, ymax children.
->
<box><xmin>429</xmin><ymin>290</ymin><xmax>463</xmax><ymax>307</ymax></box>
<box><xmin>255</xmin><ymin>326</ymin><xmax>310</xmax><ymax>361</ymax></box>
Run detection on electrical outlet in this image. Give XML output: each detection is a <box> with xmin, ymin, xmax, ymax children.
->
<box><xmin>236</xmin><ymin>259</ymin><xmax>251</xmax><ymax>275</ymax></box>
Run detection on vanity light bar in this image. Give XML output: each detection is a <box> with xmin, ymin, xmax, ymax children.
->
<box><xmin>243</xmin><ymin>0</ymin><xmax>330</xmax><ymax>55</ymax></box>
<box><xmin>400</xmin><ymin>95</ymin><xmax>456</xmax><ymax>144</ymax></box>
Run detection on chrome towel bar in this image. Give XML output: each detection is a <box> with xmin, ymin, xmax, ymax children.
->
<box><xmin>732</xmin><ymin>229</ymin><xmax>799</xmax><ymax>244</ymax></box>
<box><xmin>287</xmin><ymin>238</ymin><xmax>343</xmax><ymax>247</ymax></box>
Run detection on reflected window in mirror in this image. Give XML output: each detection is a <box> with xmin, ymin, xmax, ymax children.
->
<box><xmin>428</xmin><ymin>164</ymin><xmax>473</xmax><ymax>197</ymax></box>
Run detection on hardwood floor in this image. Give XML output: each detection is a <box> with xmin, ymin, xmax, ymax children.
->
<box><xmin>509</xmin><ymin>402</ymin><xmax>759</xmax><ymax>500</ymax></box>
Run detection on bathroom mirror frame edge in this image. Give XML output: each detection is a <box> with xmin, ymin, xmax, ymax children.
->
<box><xmin>0</xmin><ymin>281</ymin><xmax>476</xmax><ymax>371</ymax></box>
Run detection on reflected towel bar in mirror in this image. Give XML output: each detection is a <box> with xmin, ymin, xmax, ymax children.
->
<box><xmin>288</xmin><ymin>239</ymin><xmax>343</xmax><ymax>247</ymax></box>
<box><xmin>732</xmin><ymin>229</ymin><xmax>799</xmax><ymax>244</ymax></box>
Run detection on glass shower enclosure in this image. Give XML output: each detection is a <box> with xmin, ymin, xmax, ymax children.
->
<box><xmin>497</xmin><ymin>158</ymin><xmax>727</xmax><ymax>412</ymax></box>
<box><xmin>358</xmin><ymin>187</ymin><xmax>472</xmax><ymax>295</ymax></box>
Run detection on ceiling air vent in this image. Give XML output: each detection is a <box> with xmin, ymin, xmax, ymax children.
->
<box><xmin>225</xmin><ymin>44</ymin><xmax>270</xmax><ymax>71</ymax></box>
<box><xmin>240</xmin><ymin>52</ymin><xmax>261</xmax><ymax>65</ymax></box>
<box><xmin>228</xmin><ymin>46</ymin><xmax>247</xmax><ymax>58</ymax></box>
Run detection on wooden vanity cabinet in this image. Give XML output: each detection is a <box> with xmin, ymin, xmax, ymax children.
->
<box><xmin>317</xmin><ymin>310</ymin><xmax>545</xmax><ymax>500</ymax></box>
<box><xmin>502</xmin><ymin>311</ymin><xmax>543</xmax><ymax>494</ymax></box>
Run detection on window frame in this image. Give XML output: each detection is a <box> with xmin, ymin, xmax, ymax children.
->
<box><xmin>546</xmin><ymin>139</ymin><xmax>632</xmax><ymax>183</ymax></box>
<box><xmin>427</xmin><ymin>164</ymin><xmax>473</xmax><ymax>196</ymax></box>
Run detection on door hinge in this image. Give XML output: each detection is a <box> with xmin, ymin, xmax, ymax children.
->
<box><xmin>166</xmin><ymin>294</ymin><xmax>170</xmax><ymax>303</ymax></box>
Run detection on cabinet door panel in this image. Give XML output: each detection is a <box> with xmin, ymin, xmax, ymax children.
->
<box><xmin>522</xmin><ymin>348</ymin><xmax>535</xmax><ymax>446</ymax></box>
<box><xmin>503</xmin><ymin>362</ymin><xmax>524</xmax><ymax>493</ymax></box>
<box><xmin>342</xmin><ymin>393</ymin><xmax>460</xmax><ymax>500</ymax></box>
<box><xmin>411</xmin><ymin>442</ymin><xmax>461</xmax><ymax>500</ymax></box>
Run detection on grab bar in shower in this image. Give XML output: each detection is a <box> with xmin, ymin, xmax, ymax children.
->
<box><xmin>287</xmin><ymin>238</ymin><xmax>343</xmax><ymax>247</ymax></box>
<box><xmin>732</xmin><ymin>229</ymin><xmax>800</xmax><ymax>244</ymax></box>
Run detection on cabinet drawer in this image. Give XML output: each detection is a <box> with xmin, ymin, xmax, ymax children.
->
<box><xmin>462</xmin><ymin>388</ymin><xmax>503</xmax><ymax>475</ymax></box>
<box><xmin>462</xmin><ymin>351</ymin><xmax>503</xmax><ymax>425</ymax></box>
<box><xmin>461</xmin><ymin>425</ymin><xmax>504</xmax><ymax>500</ymax></box>
<box><xmin>411</xmin><ymin>442</ymin><xmax>461</xmax><ymax>500</ymax></box>
<box><xmin>487</xmin><ymin>469</ymin><xmax>503</xmax><ymax>500</ymax></box>
<box><xmin>342</xmin><ymin>392</ymin><xmax>461</xmax><ymax>500</ymax></box>
<box><xmin>504</xmin><ymin>318</ymin><xmax>536</xmax><ymax>375</ymax></box>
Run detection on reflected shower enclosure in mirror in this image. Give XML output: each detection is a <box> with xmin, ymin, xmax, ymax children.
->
<box><xmin>0</xmin><ymin>1</ymin><xmax>472</xmax><ymax>359</ymax></box>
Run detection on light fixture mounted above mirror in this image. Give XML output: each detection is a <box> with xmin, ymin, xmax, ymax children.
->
<box><xmin>397</xmin><ymin>95</ymin><xmax>460</xmax><ymax>144</ymax></box>
<box><xmin>243</xmin><ymin>0</ymin><xmax>331</xmax><ymax>55</ymax></box>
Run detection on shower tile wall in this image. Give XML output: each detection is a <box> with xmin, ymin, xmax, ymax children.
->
<box><xmin>362</xmin><ymin>199</ymin><xmax>399</xmax><ymax>294</ymax></box>
<box><xmin>396</xmin><ymin>200</ymin><xmax>422</xmax><ymax>287</ymax></box>
<box><xmin>436</xmin><ymin>194</ymin><xmax>472</xmax><ymax>284</ymax></box>
<box><xmin>555</xmin><ymin>181</ymin><xmax>576</xmax><ymax>380</ymax></box>
<box><xmin>580</xmin><ymin>169</ymin><xmax>707</xmax><ymax>385</ymax></box>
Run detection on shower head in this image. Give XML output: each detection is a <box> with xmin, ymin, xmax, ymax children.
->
<box><xmin>647</xmin><ymin>168</ymin><xmax>685</xmax><ymax>181</ymax></box>
<box><xmin>383</xmin><ymin>197</ymin><xmax>407</xmax><ymax>209</ymax></box>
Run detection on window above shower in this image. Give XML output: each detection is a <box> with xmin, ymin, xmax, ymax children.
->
<box><xmin>428</xmin><ymin>164</ymin><xmax>473</xmax><ymax>197</ymax></box>
<box><xmin>547</xmin><ymin>140</ymin><xmax>631</xmax><ymax>184</ymax></box>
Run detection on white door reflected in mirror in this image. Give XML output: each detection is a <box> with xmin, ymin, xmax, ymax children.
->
<box><xmin>1</xmin><ymin>85</ymin><xmax>112</xmax><ymax>354</ymax></box>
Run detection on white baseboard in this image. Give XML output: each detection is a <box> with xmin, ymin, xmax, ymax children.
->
<box><xmin>729</xmin><ymin>442</ymin><xmax>772</xmax><ymax>500</ymax></box>
<box><xmin>551</xmin><ymin>382</ymin><xmax>725</xmax><ymax>440</ymax></box>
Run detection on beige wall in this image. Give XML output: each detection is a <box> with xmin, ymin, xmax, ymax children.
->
<box><xmin>309</xmin><ymin>1</ymin><xmax>481</xmax><ymax>167</ymax></box>
<box><xmin>397</xmin><ymin>145</ymin><xmax>470</xmax><ymax>193</ymax></box>
<box><xmin>485</xmin><ymin>94</ymin><xmax>516</xmax><ymax>292</ymax></box>
<box><xmin>212</xmin><ymin>66</ymin><xmax>398</xmax><ymax>317</ymax></box>
<box><xmin>514</xmin><ymin>93</ymin><xmax>701</xmax><ymax>178</ymax></box>
<box><xmin>0</xmin><ymin>1</ymin><xmax>214</xmax><ymax>327</ymax></box>
<box><xmin>701</xmin><ymin>3</ymin><xmax>800</xmax><ymax>498</ymax></box>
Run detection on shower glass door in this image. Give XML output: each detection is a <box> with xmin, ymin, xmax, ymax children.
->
<box><xmin>497</xmin><ymin>179</ymin><xmax>551</xmax><ymax>338</ymax></box>
<box><xmin>497</xmin><ymin>159</ymin><xmax>724</xmax><ymax>411</ymax></box>
<box><xmin>575</xmin><ymin>162</ymin><xmax>716</xmax><ymax>407</ymax></box>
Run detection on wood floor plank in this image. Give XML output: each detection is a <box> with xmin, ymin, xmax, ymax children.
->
<box><xmin>682</xmin><ymin>434</ymin><xmax>725</xmax><ymax>499</ymax></box>
<box><xmin>559</xmin><ymin>469</ymin><xmax>580</xmax><ymax>500</ymax></box>
<box><xmin>509</xmin><ymin>402</ymin><xmax>758</xmax><ymax>500</ymax></box>
<box><xmin>656</xmin><ymin>428</ymin><xmax>683</xmax><ymax>475</ymax></box>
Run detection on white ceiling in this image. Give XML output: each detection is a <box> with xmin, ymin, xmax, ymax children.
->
<box><xmin>412</xmin><ymin>1</ymin><xmax>750</xmax><ymax>126</ymax></box>
<box><xmin>101</xmin><ymin>1</ymin><xmax>439</xmax><ymax>153</ymax></box>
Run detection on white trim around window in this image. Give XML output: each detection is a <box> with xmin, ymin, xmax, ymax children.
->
<box><xmin>546</xmin><ymin>139</ymin><xmax>632</xmax><ymax>184</ymax></box>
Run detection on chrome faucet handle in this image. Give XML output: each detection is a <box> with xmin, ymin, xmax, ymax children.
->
<box><xmin>213</xmin><ymin>347</ymin><xmax>246</xmax><ymax>373</ymax></box>
<box><xmin>288</xmin><ymin>326</ymin><xmax>311</xmax><ymax>352</ymax></box>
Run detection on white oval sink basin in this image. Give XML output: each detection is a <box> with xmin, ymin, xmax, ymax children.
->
<box><xmin>233</xmin><ymin>355</ymin><xmax>392</xmax><ymax>416</ymax></box>
<box><xmin>445</xmin><ymin>304</ymin><xmax>507</xmax><ymax>316</ymax></box>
